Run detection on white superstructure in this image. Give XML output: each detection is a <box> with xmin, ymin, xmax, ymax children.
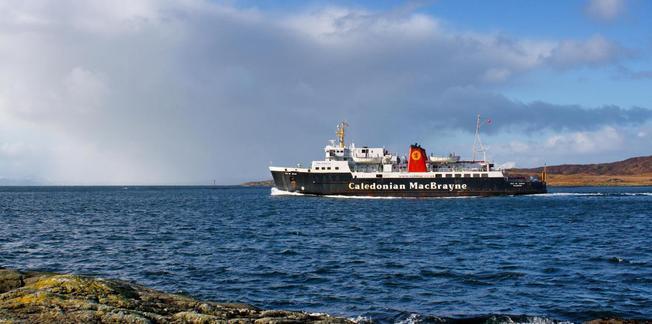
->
<box><xmin>284</xmin><ymin>121</ymin><xmax>505</xmax><ymax>178</ymax></box>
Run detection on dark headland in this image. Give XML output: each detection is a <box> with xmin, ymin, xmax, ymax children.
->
<box><xmin>244</xmin><ymin>156</ymin><xmax>652</xmax><ymax>187</ymax></box>
<box><xmin>241</xmin><ymin>180</ymin><xmax>275</xmax><ymax>187</ymax></box>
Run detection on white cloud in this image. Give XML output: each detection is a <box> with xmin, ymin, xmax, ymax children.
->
<box><xmin>585</xmin><ymin>0</ymin><xmax>627</xmax><ymax>22</ymax></box>
<box><xmin>544</xmin><ymin>126</ymin><xmax>624</xmax><ymax>153</ymax></box>
<box><xmin>283</xmin><ymin>8</ymin><xmax>441</xmax><ymax>44</ymax></box>
<box><xmin>498</xmin><ymin>161</ymin><xmax>517</xmax><ymax>169</ymax></box>
<box><xmin>544</xmin><ymin>35</ymin><xmax>626</xmax><ymax>68</ymax></box>
<box><xmin>486</xmin><ymin>124</ymin><xmax>652</xmax><ymax>168</ymax></box>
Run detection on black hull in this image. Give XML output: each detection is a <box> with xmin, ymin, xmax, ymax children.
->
<box><xmin>271</xmin><ymin>171</ymin><xmax>546</xmax><ymax>197</ymax></box>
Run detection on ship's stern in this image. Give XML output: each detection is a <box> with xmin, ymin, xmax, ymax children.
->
<box><xmin>507</xmin><ymin>177</ymin><xmax>547</xmax><ymax>195</ymax></box>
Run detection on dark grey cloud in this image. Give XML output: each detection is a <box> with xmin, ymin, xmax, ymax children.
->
<box><xmin>417</xmin><ymin>88</ymin><xmax>651</xmax><ymax>133</ymax></box>
<box><xmin>0</xmin><ymin>1</ymin><xmax>649</xmax><ymax>183</ymax></box>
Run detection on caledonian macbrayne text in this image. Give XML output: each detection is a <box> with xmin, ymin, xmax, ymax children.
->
<box><xmin>348</xmin><ymin>182</ymin><xmax>468</xmax><ymax>191</ymax></box>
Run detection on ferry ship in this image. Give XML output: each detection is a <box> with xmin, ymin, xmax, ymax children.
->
<box><xmin>270</xmin><ymin>118</ymin><xmax>547</xmax><ymax>197</ymax></box>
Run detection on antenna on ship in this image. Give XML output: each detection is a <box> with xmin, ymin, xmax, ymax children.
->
<box><xmin>336</xmin><ymin>121</ymin><xmax>349</xmax><ymax>148</ymax></box>
<box><xmin>472</xmin><ymin>114</ymin><xmax>488</xmax><ymax>162</ymax></box>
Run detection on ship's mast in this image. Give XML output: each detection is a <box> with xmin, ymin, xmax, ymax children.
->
<box><xmin>471</xmin><ymin>114</ymin><xmax>487</xmax><ymax>162</ymax></box>
<box><xmin>336</xmin><ymin>121</ymin><xmax>349</xmax><ymax>148</ymax></box>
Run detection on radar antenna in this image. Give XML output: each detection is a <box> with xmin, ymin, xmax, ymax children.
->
<box><xmin>336</xmin><ymin>121</ymin><xmax>349</xmax><ymax>148</ymax></box>
<box><xmin>471</xmin><ymin>114</ymin><xmax>488</xmax><ymax>162</ymax></box>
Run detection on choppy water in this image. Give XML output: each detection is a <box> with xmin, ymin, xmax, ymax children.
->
<box><xmin>1</xmin><ymin>186</ymin><xmax>651</xmax><ymax>323</ymax></box>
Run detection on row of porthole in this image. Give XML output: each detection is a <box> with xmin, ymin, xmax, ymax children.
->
<box><xmin>440</xmin><ymin>173</ymin><xmax>489</xmax><ymax>178</ymax></box>
<box><xmin>407</xmin><ymin>173</ymin><xmax>489</xmax><ymax>178</ymax></box>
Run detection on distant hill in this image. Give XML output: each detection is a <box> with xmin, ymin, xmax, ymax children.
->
<box><xmin>507</xmin><ymin>156</ymin><xmax>652</xmax><ymax>186</ymax></box>
<box><xmin>241</xmin><ymin>180</ymin><xmax>274</xmax><ymax>187</ymax></box>
<box><xmin>510</xmin><ymin>156</ymin><xmax>652</xmax><ymax>176</ymax></box>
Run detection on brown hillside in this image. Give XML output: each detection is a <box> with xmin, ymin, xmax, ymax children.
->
<box><xmin>510</xmin><ymin>156</ymin><xmax>652</xmax><ymax>176</ymax></box>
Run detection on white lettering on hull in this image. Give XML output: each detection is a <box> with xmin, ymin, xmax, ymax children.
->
<box><xmin>348</xmin><ymin>182</ymin><xmax>407</xmax><ymax>190</ymax></box>
<box><xmin>349</xmin><ymin>182</ymin><xmax>467</xmax><ymax>191</ymax></box>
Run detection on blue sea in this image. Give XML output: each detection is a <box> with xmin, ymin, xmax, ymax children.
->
<box><xmin>1</xmin><ymin>186</ymin><xmax>651</xmax><ymax>323</ymax></box>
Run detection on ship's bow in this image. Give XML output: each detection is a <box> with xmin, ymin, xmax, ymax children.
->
<box><xmin>269</xmin><ymin>167</ymin><xmax>297</xmax><ymax>192</ymax></box>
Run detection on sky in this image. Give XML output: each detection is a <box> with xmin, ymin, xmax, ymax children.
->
<box><xmin>0</xmin><ymin>0</ymin><xmax>651</xmax><ymax>185</ymax></box>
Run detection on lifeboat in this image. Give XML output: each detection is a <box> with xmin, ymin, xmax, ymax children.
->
<box><xmin>429</xmin><ymin>154</ymin><xmax>461</xmax><ymax>163</ymax></box>
<box><xmin>351</xmin><ymin>146</ymin><xmax>385</xmax><ymax>164</ymax></box>
<box><xmin>351</xmin><ymin>155</ymin><xmax>383</xmax><ymax>164</ymax></box>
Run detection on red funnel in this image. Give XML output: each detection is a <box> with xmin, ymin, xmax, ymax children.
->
<box><xmin>408</xmin><ymin>145</ymin><xmax>427</xmax><ymax>172</ymax></box>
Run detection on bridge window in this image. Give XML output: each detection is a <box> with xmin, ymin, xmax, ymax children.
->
<box><xmin>455</xmin><ymin>174</ymin><xmax>461</xmax><ymax>178</ymax></box>
<box><xmin>481</xmin><ymin>173</ymin><xmax>488</xmax><ymax>177</ymax></box>
<box><xmin>327</xmin><ymin>167</ymin><xmax>331</xmax><ymax>170</ymax></box>
<box><xmin>473</xmin><ymin>174</ymin><xmax>480</xmax><ymax>178</ymax></box>
<box><xmin>335</xmin><ymin>167</ymin><xmax>339</xmax><ymax>170</ymax></box>
<box><xmin>435</xmin><ymin>174</ymin><xmax>442</xmax><ymax>178</ymax></box>
<box><xmin>464</xmin><ymin>174</ymin><xmax>471</xmax><ymax>178</ymax></box>
<box><xmin>446</xmin><ymin>174</ymin><xmax>452</xmax><ymax>178</ymax></box>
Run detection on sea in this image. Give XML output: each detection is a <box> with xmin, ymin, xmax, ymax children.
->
<box><xmin>1</xmin><ymin>186</ymin><xmax>651</xmax><ymax>323</ymax></box>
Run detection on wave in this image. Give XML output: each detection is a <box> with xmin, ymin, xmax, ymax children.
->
<box><xmin>537</xmin><ymin>192</ymin><xmax>652</xmax><ymax>197</ymax></box>
<box><xmin>386</xmin><ymin>313</ymin><xmax>574</xmax><ymax>324</ymax></box>
<box><xmin>270</xmin><ymin>188</ymin><xmax>307</xmax><ymax>196</ymax></box>
<box><xmin>272</xmin><ymin>187</ymin><xmax>652</xmax><ymax>199</ymax></box>
<box><xmin>536</xmin><ymin>192</ymin><xmax>604</xmax><ymax>197</ymax></box>
<box><xmin>323</xmin><ymin>194</ymin><xmax>403</xmax><ymax>200</ymax></box>
<box><xmin>321</xmin><ymin>194</ymin><xmax>479</xmax><ymax>200</ymax></box>
<box><xmin>271</xmin><ymin>187</ymin><xmax>480</xmax><ymax>199</ymax></box>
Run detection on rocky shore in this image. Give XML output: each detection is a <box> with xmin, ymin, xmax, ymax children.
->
<box><xmin>0</xmin><ymin>268</ymin><xmax>352</xmax><ymax>323</ymax></box>
<box><xmin>1</xmin><ymin>268</ymin><xmax>647</xmax><ymax>323</ymax></box>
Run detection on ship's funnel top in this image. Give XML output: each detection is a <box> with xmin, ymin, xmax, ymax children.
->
<box><xmin>408</xmin><ymin>144</ymin><xmax>427</xmax><ymax>172</ymax></box>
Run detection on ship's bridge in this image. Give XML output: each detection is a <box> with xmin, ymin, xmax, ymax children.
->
<box><xmin>324</xmin><ymin>140</ymin><xmax>351</xmax><ymax>161</ymax></box>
